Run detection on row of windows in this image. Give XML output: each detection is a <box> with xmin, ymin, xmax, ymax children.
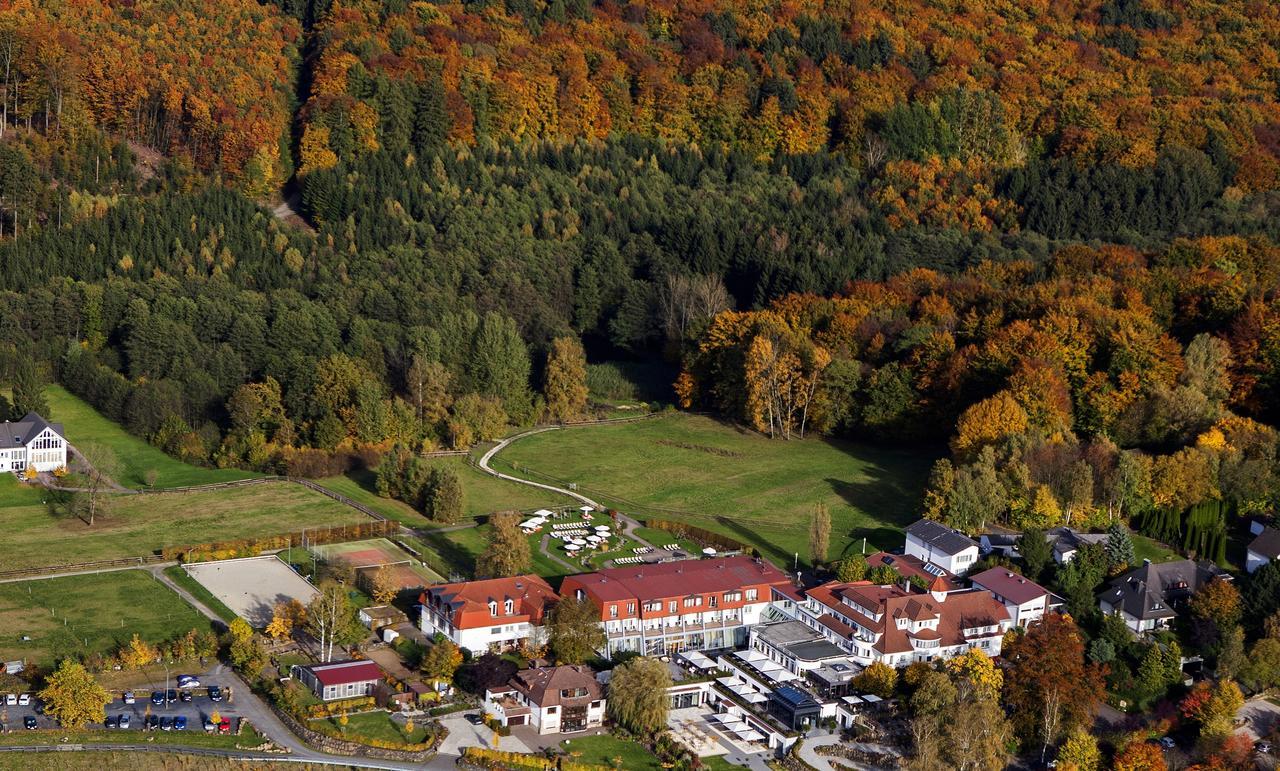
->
<box><xmin>31</xmin><ymin>436</ymin><xmax>62</xmax><ymax>450</ymax></box>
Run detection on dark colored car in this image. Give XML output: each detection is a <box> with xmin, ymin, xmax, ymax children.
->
<box><xmin>207</xmin><ymin>686</ymin><xmax>222</xmax><ymax>702</ymax></box>
<box><xmin>160</xmin><ymin>716</ymin><xmax>172</xmax><ymax>731</ymax></box>
<box><xmin>165</xmin><ymin>689</ymin><xmax>178</xmax><ymax>704</ymax></box>
<box><xmin>179</xmin><ymin>690</ymin><xmax>192</xmax><ymax>703</ymax></box>
<box><xmin>174</xmin><ymin>716</ymin><xmax>188</xmax><ymax>731</ymax></box>
<box><xmin>104</xmin><ymin>716</ymin><xmax>117</xmax><ymax>729</ymax></box>
<box><xmin>145</xmin><ymin>715</ymin><xmax>158</xmax><ymax>730</ymax></box>
<box><xmin>465</xmin><ymin>713</ymin><xmax>483</xmax><ymax>725</ymax></box>
<box><xmin>23</xmin><ymin>716</ymin><xmax>36</xmax><ymax>730</ymax></box>
<box><xmin>150</xmin><ymin>691</ymin><xmax>164</xmax><ymax>706</ymax></box>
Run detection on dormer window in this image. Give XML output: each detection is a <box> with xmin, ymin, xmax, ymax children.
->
<box><xmin>504</xmin><ymin>599</ymin><xmax>514</xmax><ymax>615</ymax></box>
<box><xmin>489</xmin><ymin>600</ymin><xmax>498</xmax><ymax>616</ymax></box>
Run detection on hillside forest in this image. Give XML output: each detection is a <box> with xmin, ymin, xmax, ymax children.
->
<box><xmin>3</xmin><ymin>0</ymin><xmax>1280</xmax><ymax>545</ymax></box>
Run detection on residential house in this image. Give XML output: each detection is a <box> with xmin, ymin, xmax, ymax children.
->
<box><xmin>968</xmin><ymin>567</ymin><xmax>1051</xmax><ymax>626</ymax></box>
<box><xmin>485</xmin><ymin>665</ymin><xmax>605</xmax><ymax>734</ymax></box>
<box><xmin>789</xmin><ymin>579</ymin><xmax>1012</xmax><ymax>667</ymax></box>
<box><xmin>979</xmin><ymin>527</ymin><xmax>1108</xmax><ymax>565</ymax></box>
<box><xmin>904</xmin><ymin>520</ymin><xmax>979</xmax><ymax>574</ymax></box>
<box><xmin>418</xmin><ymin>575</ymin><xmax>558</xmax><ymax>653</ymax></box>
<box><xmin>293</xmin><ymin>660</ymin><xmax>384</xmax><ymax>701</ymax></box>
<box><xmin>1246</xmin><ymin>524</ymin><xmax>1280</xmax><ymax>574</ymax></box>
<box><xmin>559</xmin><ymin>555</ymin><xmax>793</xmax><ymax>657</ymax></box>
<box><xmin>1099</xmin><ymin>559</ymin><xmax>1230</xmax><ymax>634</ymax></box>
<box><xmin>0</xmin><ymin>413</ymin><xmax>67</xmax><ymax>474</ymax></box>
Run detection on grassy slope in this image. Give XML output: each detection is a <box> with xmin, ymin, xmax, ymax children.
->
<box><xmin>45</xmin><ymin>385</ymin><xmax>257</xmax><ymax>488</ymax></box>
<box><xmin>560</xmin><ymin>734</ymin><xmax>666</xmax><ymax>770</ymax></box>
<box><xmin>0</xmin><ymin>570</ymin><xmax>211</xmax><ymax>667</ymax></box>
<box><xmin>319</xmin><ymin>458</ymin><xmax>573</xmax><ymax>526</ymax></box>
<box><xmin>0</xmin><ymin>482</ymin><xmax>366</xmax><ymax>571</ymax></box>
<box><xmin>494</xmin><ymin>414</ymin><xmax>934</xmax><ymax>568</ymax></box>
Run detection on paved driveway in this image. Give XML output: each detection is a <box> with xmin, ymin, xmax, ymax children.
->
<box><xmin>437</xmin><ymin>712</ymin><xmax>533</xmax><ymax>756</ymax></box>
<box><xmin>1238</xmin><ymin>696</ymin><xmax>1280</xmax><ymax>741</ymax></box>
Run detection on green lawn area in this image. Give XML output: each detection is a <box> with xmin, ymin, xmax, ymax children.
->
<box><xmin>560</xmin><ymin>734</ymin><xmax>665</xmax><ymax>770</ymax></box>
<box><xmin>0</xmin><ymin>570</ymin><xmax>212</xmax><ymax>667</ymax></box>
<box><xmin>311</xmin><ymin>710</ymin><xmax>428</xmax><ymax>745</ymax></box>
<box><xmin>632</xmin><ymin>526</ymin><xmax>701</xmax><ymax>554</ymax></box>
<box><xmin>493</xmin><ymin>414</ymin><xmax>934</xmax><ymax>568</ymax></box>
<box><xmin>318</xmin><ymin>458</ymin><xmax>573</xmax><ymax>527</ymax></box>
<box><xmin>0</xmin><ymin>482</ymin><xmax>367</xmax><ymax>571</ymax></box>
<box><xmin>0</xmin><ymin>724</ymin><xmax>265</xmax><ymax>751</ymax></box>
<box><xmin>44</xmin><ymin>385</ymin><xmax>257</xmax><ymax>488</ymax></box>
<box><xmin>1133</xmin><ymin>534</ymin><xmax>1181</xmax><ymax>564</ymax></box>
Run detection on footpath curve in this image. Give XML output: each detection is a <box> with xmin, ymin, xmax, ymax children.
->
<box><xmin>476</xmin><ymin>426</ymin><xmax>661</xmax><ymax>560</ymax></box>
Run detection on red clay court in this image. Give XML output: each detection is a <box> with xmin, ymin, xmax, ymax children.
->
<box><xmin>309</xmin><ymin>538</ymin><xmax>442</xmax><ymax>589</ymax></box>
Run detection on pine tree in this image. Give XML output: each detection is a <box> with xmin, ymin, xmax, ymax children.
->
<box><xmin>413</xmin><ymin>69</ymin><xmax>449</xmax><ymax>156</ymax></box>
<box><xmin>1105</xmin><ymin>522</ymin><xmax>1136</xmax><ymax>571</ymax></box>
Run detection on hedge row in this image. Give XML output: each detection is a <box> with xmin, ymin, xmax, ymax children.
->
<box><xmin>304</xmin><ymin>695</ymin><xmax>377</xmax><ymax>719</ymax></box>
<box><xmin>644</xmin><ymin>519</ymin><xmax>752</xmax><ymax>553</ymax></box>
<box><xmin>168</xmin><ymin>519</ymin><xmax>395</xmax><ymax>562</ymax></box>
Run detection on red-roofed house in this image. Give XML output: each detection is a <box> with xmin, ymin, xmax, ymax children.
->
<box><xmin>790</xmin><ymin>578</ymin><xmax>1012</xmax><ymax>668</ymax></box>
<box><xmin>559</xmin><ymin>556</ymin><xmax>793</xmax><ymax>657</ymax></box>
<box><xmin>968</xmin><ymin>567</ymin><xmax>1051</xmax><ymax>626</ymax></box>
<box><xmin>293</xmin><ymin>660</ymin><xmax>384</xmax><ymax>701</ymax></box>
<box><xmin>418</xmin><ymin>575</ymin><xmax>558</xmax><ymax>653</ymax></box>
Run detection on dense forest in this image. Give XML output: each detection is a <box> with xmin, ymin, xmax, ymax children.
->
<box><xmin>2</xmin><ymin>0</ymin><xmax>1280</xmax><ymax>541</ymax></box>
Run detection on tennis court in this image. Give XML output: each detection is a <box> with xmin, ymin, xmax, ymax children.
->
<box><xmin>310</xmin><ymin>537</ymin><xmax>444</xmax><ymax>589</ymax></box>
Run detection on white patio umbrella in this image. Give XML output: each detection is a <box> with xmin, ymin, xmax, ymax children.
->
<box><xmin>594</xmin><ymin>525</ymin><xmax>611</xmax><ymax>532</ymax></box>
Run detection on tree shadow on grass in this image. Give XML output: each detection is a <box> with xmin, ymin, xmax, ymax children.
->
<box><xmin>416</xmin><ymin>525</ymin><xmax>480</xmax><ymax>581</ymax></box>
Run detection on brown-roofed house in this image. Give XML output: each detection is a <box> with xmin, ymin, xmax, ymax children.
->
<box><xmin>484</xmin><ymin>665</ymin><xmax>605</xmax><ymax>734</ymax></box>
<box><xmin>560</xmin><ymin>555</ymin><xmax>793</xmax><ymax>657</ymax></box>
<box><xmin>418</xmin><ymin>575</ymin><xmax>558</xmax><ymax>654</ymax></box>
<box><xmin>968</xmin><ymin>567</ymin><xmax>1051</xmax><ymax>626</ymax></box>
<box><xmin>793</xmin><ymin>578</ymin><xmax>1012</xmax><ymax>668</ymax></box>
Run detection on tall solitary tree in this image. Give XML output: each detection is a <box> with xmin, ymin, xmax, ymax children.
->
<box><xmin>39</xmin><ymin>660</ymin><xmax>109</xmax><ymax>729</ymax></box>
<box><xmin>426</xmin><ymin>466</ymin><xmax>463</xmax><ymax>524</ymax></box>
<box><xmin>477</xmin><ymin>510</ymin><xmax>532</xmax><ymax>578</ymax></box>
<box><xmin>543</xmin><ymin>336</ymin><xmax>589</xmax><ymax>423</ymax></box>
<box><xmin>306</xmin><ymin>583</ymin><xmax>362</xmax><ymax>662</ymax></box>
<box><xmin>607</xmin><ymin>657</ymin><xmax>672</xmax><ymax>735</ymax></box>
<box><xmin>1105</xmin><ymin>522</ymin><xmax>1136</xmax><ymax>572</ymax></box>
<box><xmin>809</xmin><ymin>503</ymin><xmax>831</xmax><ymax>567</ymax></box>
<box><xmin>73</xmin><ymin>442</ymin><xmax>121</xmax><ymax>526</ymax></box>
<box><xmin>1018</xmin><ymin>528</ymin><xmax>1052</xmax><ymax>581</ymax></box>
<box><xmin>547</xmin><ymin>596</ymin><xmax>606</xmax><ymax>664</ymax></box>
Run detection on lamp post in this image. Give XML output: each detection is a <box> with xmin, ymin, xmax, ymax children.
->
<box><xmin>163</xmin><ymin>662</ymin><xmax>170</xmax><ymax>711</ymax></box>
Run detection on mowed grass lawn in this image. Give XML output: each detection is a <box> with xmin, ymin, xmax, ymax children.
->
<box><xmin>0</xmin><ymin>480</ymin><xmax>367</xmax><ymax>571</ymax></box>
<box><xmin>320</xmin><ymin>458</ymin><xmax>572</xmax><ymax>526</ymax></box>
<box><xmin>560</xmin><ymin>734</ymin><xmax>665</xmax><ymax>770</ymax></box>
<box><xmin>494</xmin><ymin>414</ymin><xmax>935</xmax><ymax>567</ymax></box>
<box><xmin>44</xmin><ymin>385</ymin><xmax>257</xmax><ymax>488</ymax></box>
<box><xmin>0</xmin><ymin>570</ymin><xmax>210</xmax><ymax>668</ymax></box>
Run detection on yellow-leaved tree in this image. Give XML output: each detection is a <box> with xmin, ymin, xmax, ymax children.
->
<box><xmin>951</xmin><ymin>390</ymin><xmax>1028</xmax><ymax>460</ymax></box>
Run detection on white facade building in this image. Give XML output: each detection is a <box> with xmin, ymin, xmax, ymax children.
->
<box><xmin>0</xmin><ymin>413</ymin><xmax>67</xmax><ymax>474</ymax></box>
<box><xmin>904</xmin><ymin>519</ymin><xmax>979</xmax><ymax>575</ymax></box>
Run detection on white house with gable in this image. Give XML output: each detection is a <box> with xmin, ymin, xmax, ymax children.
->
<box><xmin>0</xmin><ymin>413</ymin><xmax>67</xmax><ymax>474</ymax></box>
<box><xmin>904</xmin><ymin>519</ymin><xmax>979</xmax><ymax>575</ymax></box>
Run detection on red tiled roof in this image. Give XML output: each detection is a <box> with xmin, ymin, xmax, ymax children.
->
<box><xmin>307</xmin><ymin>660</ymin><xmax>383</xmax><ymax>687</ymax></box>
<box><xmin>969</xmin><ymin>567</ymin><xmax>1049</xmax><ymax>606</ymax></box>
<box><xmin>806</xmin><ymin>580</ymin><xmax>1010</xmax><ymax>656</ymax></box>
<box><xmin>865</xmin><ymin>552</ymin><xmax>962</xmax><ymax>591</ymax></box>
<box><xmin>561</xmin><ymin>556</ymin><xmax>792</xmax><ymax>620</ymax></box>
<box><xmin>420</xmin><ymin>575</ymin><xmax>558</xmax><ymax>631</ymax></box>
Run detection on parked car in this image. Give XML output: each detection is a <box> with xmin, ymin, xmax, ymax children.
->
<box><xmin>150</xmin><ymin>691</ymin><xmax>164</xmax><ymax>706</ymax></box>
<box><xmin>165</xmin><ymin>689</ymin><xmax>178</xmax><ymax>704</ymax></box>
<box><xmin>23</xmin><ymin>716</ymin><xmax>36</xmax><ymax>730</ymax></box>
<box><xmin>104</xmin><ymin>716</ymin><xmax>117</xmax><ymax>729</ymax></box>
<box><xmin>123</xmin><ymin>691</ymin><xmax>135</xmax><ymax>705</ymax></box>
<box><xmin>207</xmin><ymin>685</ymin><xmax>222</xmax><ymax>702</ymax></box>
<box><xmin>174</xmin><ymin>716</ymin><xmax>188</xmax><ymax>731</ymax></box>
<box><xmin>465</xmin><ymin>713</ymin><xmax>483</xmax><ymax>725</ymax></box>
<box><xmin>160</xmin><ymin>716</ymin><xmax>172</xmax><ymax>731</ymax></box>
<box><xmin>179</xmin><ymin>690</ymin><xmax>193</xmax><ymax>703</ymax></box>
<box><xmin>3</xmin><ymin>694</ymin><xmax>14</xmax><ymax>706</ymax></box>
<box><xmin>218</xmin><ymin>718</ymin><xmax>231</xmax><ymax>734</ymax></box>
<box><xmin>1159</xmin><ymin>737</ymin><xmax>1177</xmax><ymax>750</ymax></box>
<box><xmin>118</xmin><ymin>714</ymin><xmax>131</xmax><ymax>729</ymax></box>
<box><xmin>176</xmin><ymin>675</ymin><xmax>199</xmax><ymax>688</ymax></box>
<box><xmin>17</xmin><ymin>693</ymin><xmax>30</xmax><ymax>706</ymax></box>
<box><xmin>145</xmin><ymin>715</ymin><xmax>158</xmax><ymax>730</ymax></box>
<box><xmin>203</xmin><ymin>717</ymin><xmax>216</xmax><ymax>732</ymax></box>
<box><xmin>1258</xmin><ymin>741</ymin><xmax>1273</xmax><ymax>754</ymax></box>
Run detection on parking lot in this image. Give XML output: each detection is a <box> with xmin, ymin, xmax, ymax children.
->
<box><xmin>1</xmin><ymin>681</ymin><xmax>241</xmax><ymax>735</ymax></box>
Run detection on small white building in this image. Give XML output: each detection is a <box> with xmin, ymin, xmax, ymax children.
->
<box><xmin>904</xmin><ymin>520</ymin><xmax>979</xmax><ymax>575</ymax></box>
<box><xmin>292</xmin><ymin>660</ymin><xmax>384</xmax><ymax>701</ymax></box>
<box><xmin>1246</xmin><ymin>524</ymin><xmax>1280</xmax><ymax>574</ymax></box>
<box><xmin>968</xmin><ymin>567</ymin><xmax>1050</xmax><ymax>627</ymax></box>
<box><xmin>0</xmin><ymin>413</ymin><xmax>67</xmax><ymax>474</ymax></box>
<box><xmin>485</xmin><ymin>665</ymin><xmax>605</xmax><ymax>734</ymax></box>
